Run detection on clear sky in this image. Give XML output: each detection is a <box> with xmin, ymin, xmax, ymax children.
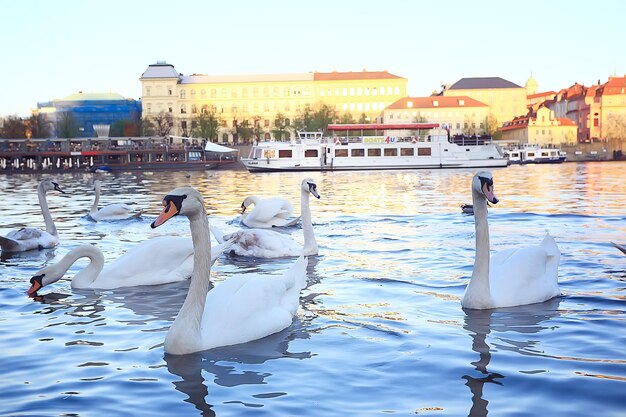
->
<box><xmin>2</xmin><ymin>0</ymin><xmax>624</xmax><ymax>117</ymax></box>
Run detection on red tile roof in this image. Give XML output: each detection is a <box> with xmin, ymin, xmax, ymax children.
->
<box><xmin>558</xmin><ymin>118</ymin><xmax>576</xmax><ymax>126</ymax></box>
<box><xmin>313</xmin><ymin>71</ymin><xmax>405</xmax><ymax>81</ymax></box>
<box><xmin>603</xmin><ymin>76</ymin><xmax>626</xmax><ymax>95</ymax></box>
<box><xmin>386</xmin><ymin>96</ymin><xmax>488</xmax><ymax>109</ymax></box>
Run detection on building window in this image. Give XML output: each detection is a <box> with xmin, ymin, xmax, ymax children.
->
<box><xmin>181</xmin><ymin>121</ymin><xmax>187</xmax><ymax>129</ymax></box>
<box><xmin>180</xmin><ymin>90</ymin><xmax>186</xmax><ymax>99</ymax></box>
<box><xmin>201</xmin><ymin>89</ymin><xmax>206</xmax><ymax>98</ymax></box>
<box><xmin>231</xmin><ymin>88</ymin><xmax>237</xmax><ymax>98</ymax></box>
<box><xmin>168</xmin><ymin>87</ymin><xmax>172</xmax><ymax>95</ymax></box>
<box><xmin>190</xmin><ymin>89</ymin><xmax>196</xmax><ymax>98</ymax></box>
<box><xmin>145</xmin><ymin>87</ymin><xmax>151</xmax><ymax>96</ymax></box>
<box><xmin>264</xmin><ymin>119</ymin><xmax>270</xmax><ymax>127</ymax></box>
<box><xmin>181</xmin><ymin>104</ymin><xmax>187</xmax><ymax>114</ymax></box>
<box><xmin>191</xmin><ymin>104</ymin><xmax>197</xmax><ymax>114</ymax></box>
<box><xmin>211</xmin><ymin>89</ymin><xmax>216</xmax><ymax>98</ymax></box>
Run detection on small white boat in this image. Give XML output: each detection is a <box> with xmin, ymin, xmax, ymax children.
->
<box><xmin>504</xmin><ymin>144</ymin><xmax>566</xmax><ymax>164</ymax></box>
<box><xmin>242</xmin><ymin>123</ymin><xmax>508</xmax><ymax>172</ymax></box>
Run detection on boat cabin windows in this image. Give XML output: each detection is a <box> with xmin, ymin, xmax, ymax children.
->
<box><xmin>418</xmin><ymin>148</ymin><xmax>432</xmax><ymax>156</ymax></box>
<box><xmin>527</xmin><ymin>152</ymin><xmax>535</xmax><ymax>157</ymax></box>
<box><xmin>384</xmin><ymin>148</ymin><xmax>398</xmax><ymax>157</ymax></box>
<box><xmin>305</xmin><ymin>149</ymin><xmax>318</xmax><ymax>158</ymax></box>
<box><xmin>278</xmin><ymin>150</ymin><xmax>292</xmax><ymax>158</ymax></box>
<box><xmin>335</xmin><ymin>149</ymin><xmax>349</xmax><ymax>157</ymax></box>
<box><xmin>351</xmin><ymin>149</ymin><xmax>365</xmax><ymax>157</ymax></box>
<box><xmin>400</xmin><ymin>148</ymin><xmax>414</xmax><ymax>156</ymax></box>
<box><xmin>368</xmin><ymin>148</ymin><xmax>382</xmax><ymax>157</ymax></box>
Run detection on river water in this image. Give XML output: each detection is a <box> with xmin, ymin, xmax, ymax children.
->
<box><xmin>1</xmin><ymin>163</ymin><xmax>625</xmax><ymax>416</ymax></box>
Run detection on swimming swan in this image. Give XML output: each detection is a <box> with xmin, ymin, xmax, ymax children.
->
<box><xmin>27</xmin><ymin>236</ymin><xmax>233</xmax><ymax>293</ymax></box>
<box><xmin>88</xmin><ymin>180</ymin><xmax>143</xmax><ymax>221</ymax></box>
<box><xmin>240</xmin><ymin>195</ymin><xmax>299</xmax><ymax>228</ymax></box>
<box><xmin>151</xmin><ymin>186</ymin><xmax>308</xmax><ymax>355</ymax></box>
<box><xmin>0</xmin><ymin>179</ymin><xmax>65</xmax><ymax>253</ymax></box>
<box><xmin>212</xmin><ymin>178</ymin><xmax>320</xmax><ymax>258</ymax></box>
<box><xmin>461</xmin><ymin>171</ymin><xmax>561</xmax><ymax>309</ymax></box>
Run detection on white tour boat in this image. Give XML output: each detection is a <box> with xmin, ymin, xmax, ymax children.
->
<box><xmin>504</xmin><ymin>144</ymin><xmax>566</xmax><ymax>164</ymax></box>
<box><xmin>242</xmin><ymin>123</ymin><xmax>508</xmax><ymax>172</ymax></box>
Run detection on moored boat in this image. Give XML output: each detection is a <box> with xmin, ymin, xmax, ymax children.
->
<box><xmin>242</xmin><ymin>123</ymin><xmax>508</xmax><ymax>172</ymax></box>
<box><xmin>0</xmin><ymin>136</ymin><xmax>239</xmax><ymax>173</ymax></box>
<box><xmin>504</xmin><ymin>144</ymin><xmax>566</xmax><ymax>164</ymax></box>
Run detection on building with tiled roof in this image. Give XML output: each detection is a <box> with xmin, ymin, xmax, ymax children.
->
<box><xmin>443</xmin><ymin>76</ymin><xmax>527</xmax><ymax>134</ymax></box>
<box><xmin>501</xmin><ymin>105</ymin><xmax>577</xmax><ymax>146</ymax></box>
<box><xmin>139</xmin><ymin>62</ymin><xmax>407</xmax><ymax>141</ymax></box>
<box><xmin>382</xmin><ymin>96</ymin><xmax>490</xmax><ymax>136</ymax></box>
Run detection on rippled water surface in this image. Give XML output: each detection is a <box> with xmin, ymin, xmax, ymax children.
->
<box><xmin>1</xmin><ymin>163</ymin><xmax>626</xmax><ymax>416</ymax></box>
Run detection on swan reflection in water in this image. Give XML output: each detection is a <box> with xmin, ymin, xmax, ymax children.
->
<box><xmin>462</xmin><ymin>297</ymin><xmax>562</xmax><ymax>417</ymax></box>
<box><xmin>164</xmin><ymin>322</ymin><xmax>312</xmax><ymax>416</ymax></box>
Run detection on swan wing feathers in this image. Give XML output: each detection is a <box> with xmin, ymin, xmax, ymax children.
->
<box><xmin>490</xmin><ymin>239</ymin><xmax>561</xmax><ymax>306</ymax></box>
<box><xmin>199</xmin><ymin>256</ymin><xmax>307</xmax><ymax>349</ymax></box>
<box><xmin>250</xmin><ymin>198</ymin><xmax>294</xmax><ymax>222</ymax></box>
<box><xmin>97</xmin><ymin>236</ymin><xmax>195</xmax><ymax>288</ymax></box>
<box><xmin>91</xmin><ymin>204</ymin><xmax>141</xmax><ymax>221</ymax></box>
<box><xmin>1</xmin><ymin>228</ymin><xmax>58</xmax><ymax>252</ymax></box>
<box><xmin>226</xmin><ymin>229</ymin><xmax>303</xmax><ymax>258</ymax></box>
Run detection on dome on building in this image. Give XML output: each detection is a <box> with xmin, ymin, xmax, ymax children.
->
<box><xmin>525</xmin><ymin>76</ymin><xmax>538</xmax><ymax>95</ymax></box>
<box><xmin>62</xmin><ymin>92</ymin><xmax>126</xmax><ymax>101</ymax></box>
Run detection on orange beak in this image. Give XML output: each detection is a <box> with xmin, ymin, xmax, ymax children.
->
<box><xmin>27</xmin><ymin>276</ymin><xmax>43</xmax><ymax>296</ymax></box>
<box><xmin>151</xmin><ymin>200</ymin><xmax>179</xmax><ymax>228</ymax></box>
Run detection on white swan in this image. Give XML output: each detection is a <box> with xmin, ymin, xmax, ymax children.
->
<box><xmin>26</xmin><ymin>236</ymin><xmax>233</xmax><ymax>294</ymax></box>
<box><xmin>461</xmin><ymin>171</ymin><xmax>561</xmax><ymax>309</ymax></box>
<box><xmin>0</xmin><ymin>179</ymin><xmax>65</xmax><ymax>253</ymax></box>
<box><xmin>88</xmin><ymin>180</ymin><xmax>142</xmax><ymax>221</ymax></box>
<box><xmin>151</xmin><ymin>186</ymin><xmax>308</xmax><ymax>355</ymax></box>
<box><xmin>212</xmin><ymin>178</ymin><xmax>320</xmax><ymax>258</ymax></box>
<box><xmin>240</xmin><ymin>195</ymin><xmax>299</xmax><ymax>228</ymax></box>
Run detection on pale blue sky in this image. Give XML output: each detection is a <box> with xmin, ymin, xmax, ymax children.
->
<box><xmin>2</xmin><ymin>0</ymin><xmax>624</xmax><ymax>116</ymax></box>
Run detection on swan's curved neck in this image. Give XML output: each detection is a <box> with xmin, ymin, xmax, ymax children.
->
<box><xmin>48</xmin><ymin>245</ymin><xmax>105</xmax><ymax>288</ymax></box>
<box><xmin>301</xmin><ymin>190</ymin><xmax>317</xmax><ymax>255</ymax></box>
<box><xmin>90</xmin><ymin>184</ymin><xmax>101</xmax><ymax>214</ymax></box>
<box><xmin>465</xmin><ymin>189</ymin><xmax>493</xmax><ymax>307</ymax></box>
<box><xmin>165</xmin><ymin>208</ymin><xmax>211</xmax><ymax>353</ymax></box>
<box><xmin>38</xmin><ymin>183</ymin><xmax>57</xmax><ymax>236</ymax></box>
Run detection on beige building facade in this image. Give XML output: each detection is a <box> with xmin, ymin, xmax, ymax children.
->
<box><xmin>501</xmin><ymin>105</ymin><xmax>577</xmax><ymax>145</ymax></box>
<box><xmin>139</xmin><ymin>61</ymin><xmax>407</xmax><ymax>141</ymax></box>
<box><xmin>382</xmin><ymin>96</ymin><xmax>490</xmax><ymax>136</ymax></box>
<box><xmin>442</xmin><ymin>77</ymin><xmax>527</xmax><ymax>131</ymax></box>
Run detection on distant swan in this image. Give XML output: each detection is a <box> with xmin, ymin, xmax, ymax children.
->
<box><xmin>212</xmin><ymin>178</ymin><xmax>320</xmax><ymax>258</ymax></box>
<box><xmin>0</xmin><ymin>179</ymin><xmax>65</xmax><ymax>253</ymax></box>
<box><xmin>88</xmin><ymin>180</ymin><xmax>142</xmax><ymax>221</ymax></box>
<box><xmin>240</xmin><ymin>195</ymin><xmax>299</xmax><ymax>228</ymax></box>
<box><xmin>151</xmin><ymin>185</ymin><xmax>308</xmax><ymax>355</ymax></box>
<box><xmin>27</xmin><ymin>236</ymin><xmax>233</xmax><ymax>293</ymax></box>
<box><xmin>461</xmin><ymin>171</ymin><xmax>561</xmax><ymax>309</ymax></box>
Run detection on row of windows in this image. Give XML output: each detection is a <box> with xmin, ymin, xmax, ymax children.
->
<box><xmin>389</xmin><ymin>111</ymin><xmax>481</xmax><ymax>119</ymax></box>
<box><xmin>145</xmin><ymin>85</ymin><xmax>402</xmax><ymax>99</ymax></box>
<box><xmin>145</xmin><ymin>101</ymin><xmax>389</xmax><ymax>115</ymax></box>
<box><xmin>275</xmin><ymin>147</ymin><xmax>433</xmax><ymax>158</ymax></box>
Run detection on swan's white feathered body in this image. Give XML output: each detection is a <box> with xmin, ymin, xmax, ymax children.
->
<box><xmin>213</xmin><ymin>179</ymin><xmax>320</xmax><ymax>258</ymax></box>
<box><xmin>88</xmin><ymin>180</ymin><xmax>142</xmax><ymax>221</ymax></box>
<box><xmin>151</xmin><ymin>186</ymin><xmax>308</xmax><ymax>355</ymax></box>
<box><xmin>27</xmin><ymin>236</ymin><xmax>232</xmax><ymax>292</ymax></box>
<box><xmin>0</xmin><ymin>179</ymin><xmax>65</xmax><ymax>253</ymax></box>
<box><xmin>240</xmin><ymin>196</ymin><xmax>298</xmax><ymax>228</ymax></box>
<box><xmin>461</xmin><ymin>171</ymin><xmax>561</xmax><ymax>309</ymax></box>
